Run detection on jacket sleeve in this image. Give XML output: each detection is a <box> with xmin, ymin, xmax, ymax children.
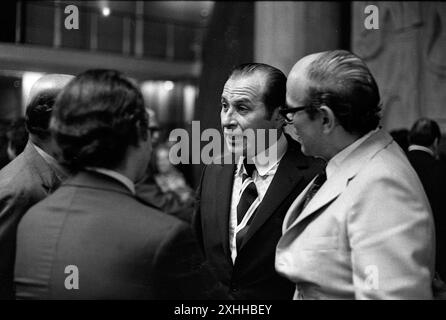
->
<box><xmin>0</xmin><ymin>186</ymin><xmax>29</xmax><ymax>299</ymax></box>
<box><xmin>348</xmin><ymin>171</ymin><xmax>435</xmax><ymax>299</ymax></box>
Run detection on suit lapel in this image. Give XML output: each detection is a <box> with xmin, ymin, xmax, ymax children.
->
<box><xmin>238</xmin><ymin>139</ymin><xmax>309</xmax><ymax>250</ymax></box>
<box><xmin>214</xmin><ymin>162</ymin><xmax>236</xmax><ymax>260</ymax></box>
<box><xmin>23</xmin><ymin>142</ymin><xmax>61</xmax><ymax>194</ymax></box>
<box><xmin>284</xmin><ymin>129</ymin><xmax>394</xmax><ymax>232</ymax></box>
<box><xmin>287</xmin><ymin>173</ymin><xmax>346</xmax><ymax>229</ymax></box>
<box><xmin>282</xmin><ymin>175</ymin><xmax>317</xmax><ymax>231</ymax></box>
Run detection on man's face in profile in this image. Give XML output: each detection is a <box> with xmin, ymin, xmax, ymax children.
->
<box><xmin>220</xmin><ymin>73</ymin><xmax>280</xmax><ymax>157</ymax></box>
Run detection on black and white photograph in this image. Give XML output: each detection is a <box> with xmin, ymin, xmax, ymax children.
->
<box><xmin>0</xmin><ymin>0</ymin><xmax>445</xmax><ymax>310</ymax></box>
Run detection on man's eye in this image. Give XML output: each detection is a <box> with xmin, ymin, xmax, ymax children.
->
<box><xmin>221</xmin><ymin>103</ymin><xmax>228</xmax><ymax>110</ymax></box>
<box><xmin>237</xmin><ymin>105</ymin><xmax>248</xmax><ymax>112</ymax></box>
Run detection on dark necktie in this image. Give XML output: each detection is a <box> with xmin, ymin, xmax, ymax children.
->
<box><xmin>300</xmin><ymin>171</ymin><xmax>327</xmax><ymax>211</ymax></box>
<box><xmin>236</xmin><ymin>161</ymin><xmax>258</xmax><ymax>250</ymax></box>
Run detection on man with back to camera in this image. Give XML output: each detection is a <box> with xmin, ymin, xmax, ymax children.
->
<box><xmin>0</xmin><ymin>74</ymin><xmax>73</xmax><ymax>299</ymax></box>
<box><xmin>275</xmin><ymin>50</ymin><xmax>435</xmax><ymax>299</ymax></box>
<box><xmin>194</xmin><ymin>63</ymin><xmax>324</xmax><ymax>299</ymax></box>
<box><xmin>13</xmin><ymin>69</ymin><xmax>227</xmax><ymax>299</ymax></box>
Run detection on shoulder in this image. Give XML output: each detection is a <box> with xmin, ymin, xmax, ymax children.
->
<box><xmin>0</xmin><ymin>155</ymin><xmax>35</xmax><ymax>198</ymax></box>
<box><xmin>348</xmin><ymin>142</ymin><xmax>427</xmax><ymax>203</ymax></box>
<box><xmin>117</xmin><ymin>193</ymin><xmax>189</xmax><ymax>237</ymax></box>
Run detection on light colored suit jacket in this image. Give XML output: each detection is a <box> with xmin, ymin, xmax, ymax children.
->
<box><xmin>275</xmin><ymin>129</ymin><xmax>435</xmax><ymax>299</ymax></box>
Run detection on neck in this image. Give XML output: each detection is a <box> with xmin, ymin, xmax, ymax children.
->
<box><xmin>325</xmin><ymin>132</ymin><xmax>362</xmax><ymax>161</ymax></box>
<box><xmin>30</xmin><ymin>136</ymin><xmax>53</xmax><ymax>157</ymax></box>
<box><xmin>116</xmin><ymin>145</ymin><xmax>147</xmax><ymax>183</ymax></box>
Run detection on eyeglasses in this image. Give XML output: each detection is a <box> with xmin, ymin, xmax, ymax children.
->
<box><xmin>279</xmin><ymin>105</ymin><xmax>312</xmax><ymax>122</ymax></box>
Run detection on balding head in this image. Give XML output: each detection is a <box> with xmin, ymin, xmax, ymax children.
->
<box><xmin>287</xmin><ymin>50</ymin><xmax>381</xmax><ymax>136</ymax></box>
<box><xmin>288</xmin><ymin>52</ymin><xmax>323</xmax><ymax>82</ymax></box>
<box><xmin>25</xmin><ymin>74</ymin><xmax>74</xmax><ymax>143</ymax></box>
<box><xmin>287</xmin><ymin>53</ymin><xmax>323</xmax><ymax>106</ymax></box>
<box><xmin>28</xmin><ymin>74</ymin><xmax>74</xmax><ymax>105</ymax></box>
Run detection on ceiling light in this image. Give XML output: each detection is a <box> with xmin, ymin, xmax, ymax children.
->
<box><xmin>163</xmin><ymin>81</ymin><xmax>174</xmax><ymax>91</ymax></box>
<box><xmin>102</xmin><ymin>7</ymin><xmax>110</xmax><ymax>17</ymax></box>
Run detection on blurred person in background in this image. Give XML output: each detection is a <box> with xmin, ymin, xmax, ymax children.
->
<box><xmin>6</xmin><ymin>117</ymin><xmax>28</xmax><ymax>160</ymax></box>
<box><xmin>408</xmin><ymin>118</ymin><xmax>446</xmax><ymax>283</ymax></box>
<box><xmin>390</xmin><ymin>128</ymin><xmax>410</xmax><ymax>154</ymax></box>
<box><xmin>152</xmin><ymin>143</ymin><xmax>195</xmax><ymax>204</ymax></box>
<box><xmin>0</xmin><ymin>74</ymin><xmax>73</xmax><ymax>299</ymax></box>
<box><xmin>135</xmin><ymin>109</ymin><xmax>195</xmax><ymax>223</ymax></box>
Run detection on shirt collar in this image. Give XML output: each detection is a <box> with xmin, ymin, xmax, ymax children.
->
<box><xmin>236</xmin><ymin>132</ymin><xmax>288</xmax><ymax>177</ymax></box>
<box><xmin>408</xmin><ymin>144</ymin><xmax>435</xmax><ymax>157</ymax></box>
<box><xmin>85</xmin><ymin>167</ymin><xmax>136</xmax><ymax>195</ymax></box>
<box><xmin>326</xmin><ymin>129</ymin><xmax>375</xmax><ymax>179</ymax></box>
<box><xmin>31</xmin><ymin>142</ymin><xmax>68</xmax><ymax>180</ymax></box>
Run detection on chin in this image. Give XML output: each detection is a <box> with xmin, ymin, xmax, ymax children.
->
<box><xmin>300</xmin><ymin>144</ymin><xmax>311</xmax><ymax>157</ymax></box>
<box><xmin>224</xmin><ymin>139</ymin><xmax>243</xmax><ymax>155</ymax></box>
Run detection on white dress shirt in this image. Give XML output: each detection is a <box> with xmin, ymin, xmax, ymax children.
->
<box><xmin>408</xmin><ymin>144</ymin><xmax>435</xmax><ymax>157</ymax></box>
<box><xmin>229</xmin><ymin>133</ymin><xmax>288</xmax><ymax>264</ymax></box>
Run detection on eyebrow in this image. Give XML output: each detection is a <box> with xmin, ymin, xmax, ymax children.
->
<box><xmin>234</xmin><ymin>98</ymin><xmax>252</xmax><ymax>104</ymax></box>
<box><xmin>221</xmin><ymin>97</ymin><xmax>253</xmax><ymax>105</ymax></box>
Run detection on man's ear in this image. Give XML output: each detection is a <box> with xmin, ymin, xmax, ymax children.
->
<box><xmin>318</xmin><ymin>105</ymin><xmax>337</xmax><ymax>133</ymax></box>
<box><xmin>272</xmin><ymin>107</ymin><xmax>287</xmax><ymax>128</ymax></box>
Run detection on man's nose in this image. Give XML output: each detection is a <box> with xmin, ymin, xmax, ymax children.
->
<box><xmin>221</xmin><ymin>107</ymin><xmax>237</xmax><ymax>129</ymax></box>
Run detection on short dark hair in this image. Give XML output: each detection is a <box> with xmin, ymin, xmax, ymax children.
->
<box><xmin>303</xmin><ymin>50</ymin><xmax>381</xmax><ymax>136</ymax></box>
<box><xmin>25</xmin><ymin>88</ymin><xmax>60</xmax><ymax>139</ymax></box>
<box><xmin>51</xmin><ymin>69</ymin><xmax>148</xmax><ymax>171</ymax></box>
<box><xmin>409</xmin><ymin>118</ymin><xmax>442</xmax><ymax>147</ymax></box>
<box><xmin>229</xmin><ymin>63</ymin><xmax>286</xmax><ymax>117</ymax></box>
<box><xmin>7</xmin><ymin>118</ymin><xmax>28</xmax><ymax>156</ymax></box>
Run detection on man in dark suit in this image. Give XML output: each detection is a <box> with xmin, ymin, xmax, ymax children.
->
<box><xmin>408</xmin><ymin>118</ymin><xmax>446</xmax><ymax>280</ymax></box>
<box><xmin>0</xmin><ymin>74</ymin><xmax>73</xmax><ymax>299</ymax></box>
<box><xmin>14</xmin><ymin>69</ymin><xmax>226</xmax><ymax>299</ymax></box>
<box><xmin>194</xmin><ymin>63</ymin><xmax>324</xmax><ymax>299</ymax></box>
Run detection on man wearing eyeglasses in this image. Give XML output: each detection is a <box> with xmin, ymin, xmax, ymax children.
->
<box><xmin>194</xmin><ymin>63</ymin><xmax>324</xmax><ymax>299</ymax></box>
<box><xmin>275</xmin><ymin>50</ymin><xmax>435</xmax><ymax>299</ymax></box>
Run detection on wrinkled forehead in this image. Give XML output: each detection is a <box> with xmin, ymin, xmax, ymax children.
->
<box><xmin>222</xmin><ymin>73</ymin><xmax>266</xmax><ymax>102</ymax></box>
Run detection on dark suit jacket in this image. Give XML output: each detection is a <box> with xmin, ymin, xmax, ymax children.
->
<box><xmin>194</xmin><ymin>136</ymin><xmax>325</xmax><ymax>299</ymax></box>
<box><xmin>135</xmin><ymin>173</ymin><xmax>194</xmax><ymax>224</ymax></box>
<box><xmin>14</xmin><ymin>170</ymin><xmax>226</xmax><ymax>299</ymax></box>
<box><xmin>0</xmin><ymin>141</ymin><xmax>65</xmax><ymax>299</ymax></box>
<box><xmin>408</xmin><ymin>149</ymin><xmax>446</xmax><ymax>279</ymax></box>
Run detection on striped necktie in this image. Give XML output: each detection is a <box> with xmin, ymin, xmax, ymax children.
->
<box><xmin>236</xmin><ymin>161</ymin><xmax>259</xmax><ymax>251</ymax></box>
